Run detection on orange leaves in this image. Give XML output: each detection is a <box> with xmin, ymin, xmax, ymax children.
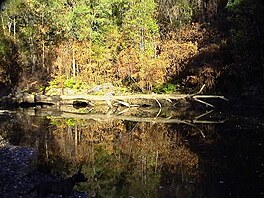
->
<box><xmin>174</xmin><ymin>23</ymin><xmax>205</xmax><ymax>43</ymax></box>
<box><xmin>116</xmin><ymin>46</ymin><xmax>168</xmax><ymax>92</ymax></box>
<box><xmin>161</xmin><ymin>37</ymin><xmax>198</xmax><ymax>80</ymax></box>
<box><xmin>158</xmin><ymin>22</ymin><xmax>227</xmax><ymax>91</ymax></box>
<box><xmin>46</xmin><ymin>21</ymin><xmax>225</xmax><ymax>93</ymax></box>
<box><xmin>163</xmin><ymin>41</ymin><xmax>198</xmax><ymax>63</ymax></box>
<box><xmin>197</xmin><ymin>64</ymin><xmax>221</xmax><ymax>89</ymax></box>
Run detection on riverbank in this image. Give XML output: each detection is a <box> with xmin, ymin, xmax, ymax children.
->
<box><xmin>0</xmin><ymin>140</ymin><xmax>89</xmax><ymax>197</ymax></box>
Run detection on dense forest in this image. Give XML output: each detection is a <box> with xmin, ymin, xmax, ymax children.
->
<box><xmin>0</xmin><ymin>0</ymin><xmax>263</xmax><ymax>97</ymax></box>
<box><xmin>1</xmin><ymin>1</ymin><xmax>264</xmax><ymax>197</ymax></box>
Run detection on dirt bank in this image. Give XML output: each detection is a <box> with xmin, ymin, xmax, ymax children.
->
<box><xmin>0</xmin><ymin>140</ymin><xmax>89</xmax><ymax>198</ymax></box>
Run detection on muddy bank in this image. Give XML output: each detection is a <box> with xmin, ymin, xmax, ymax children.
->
<box><xmin>0</xmin><ymin>140</ymin><xmax>89</xmax><ymax>198</ymax></box>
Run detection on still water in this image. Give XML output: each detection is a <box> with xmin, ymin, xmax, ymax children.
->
<box><xmin>0</xmin><ymin>106</ymin><xmax>263</xmax><ymax>198</ymax></box>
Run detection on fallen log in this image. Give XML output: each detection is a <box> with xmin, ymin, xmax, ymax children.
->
<box><xmin>0</xmin><ymin>85</ymin><xmax>228</xmax><ymax>108</ymax></box>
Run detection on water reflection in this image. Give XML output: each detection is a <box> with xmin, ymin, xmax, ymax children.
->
<box><xmin>0</xmin><ymin>107</ymin><xmax>263</xmax><ymax>198</ymax></box>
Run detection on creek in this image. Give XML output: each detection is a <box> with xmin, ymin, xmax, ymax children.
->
<box><xmin>0</xmin><ymin>105</ymin><xmax>263</xmax><ymax>198</ymax></box>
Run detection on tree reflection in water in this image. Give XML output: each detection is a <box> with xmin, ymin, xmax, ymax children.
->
<box><xmin>45</xmin><ymin>118</ymin><xmax>201</xmax><ymax>197</ymax></box>
<box><xmin>1</xmin><ymin>108</ymin><xmax>263</xmax><ymax>198</ymax></box>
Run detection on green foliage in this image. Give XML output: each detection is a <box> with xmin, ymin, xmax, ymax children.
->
<box><xmin>48</xmin><ymin>76</ymin><xmax>66</xmax><ymax>88</ymax></box>
<box><xmin>65</xmin><ymin>118</ymin><xmax>76</xmax><ymax>127</ymax></box>
<box><xmin>226</xmin><ymin>0</ymin><xmax>246</xmax><ymax>10</ymax></box>
<box><xmin>49</xmin><ymin>117</ymin><xmax>81</xmax><ymax>127</ymax></box>
<box><xmin>64</xmin><ymin>78</ymin><xmax>86</xmax><ymax>90</ymax></box>
<box><xmin>1</xmin><ymin>0</ymin><xmax>162</xmax><ymax>92</ymax></box>
<box><xmin>49</xmin><ymin>118</ymin><xmax>60</xmax><ymax>126</ymax></box>
<box><xmin>153</xmin><ymin>83</ymin><xmax>178</xmax><ymax>94</ymax></box>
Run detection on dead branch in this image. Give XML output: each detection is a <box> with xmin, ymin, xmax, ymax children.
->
<box><xmin>193</xmin><ymin>98</ymin><xmax>215</xmax><ymax>108</ymax></box>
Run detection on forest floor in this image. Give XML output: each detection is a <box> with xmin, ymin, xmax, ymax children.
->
<box><xmin>0</xmin><ymin>140</ymin><xmax>89</xmax><ymax>198</ymax></box>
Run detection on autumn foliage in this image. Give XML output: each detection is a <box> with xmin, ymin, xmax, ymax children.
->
<box><xmin>0</xmin><ymin>0</ymin><xmax>263</xmax><ymax>95</ymax></box>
